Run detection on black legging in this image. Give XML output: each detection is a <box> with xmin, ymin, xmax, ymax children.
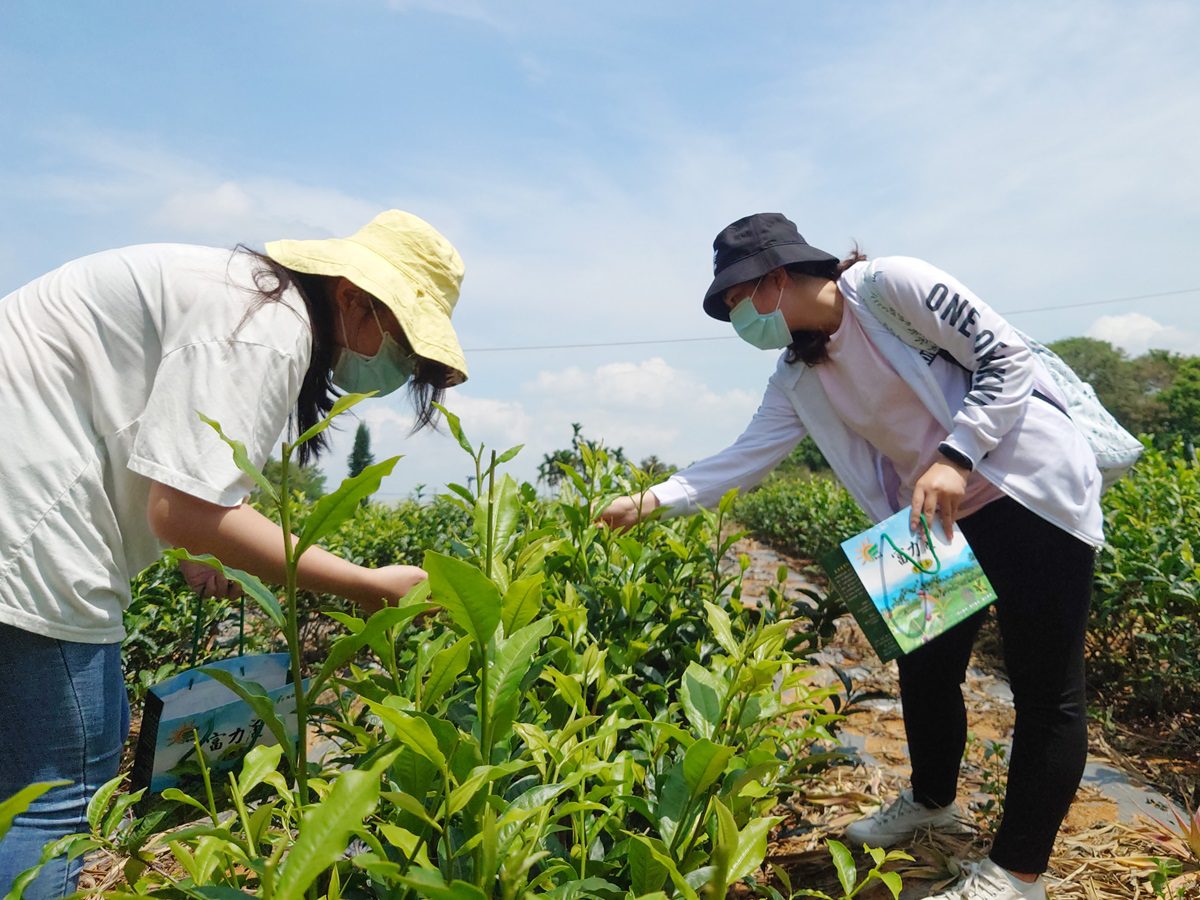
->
<box><xmin>896</xmin><ymin>496</ymin><xmax>1095</xmax><ymax>874</ymax></box>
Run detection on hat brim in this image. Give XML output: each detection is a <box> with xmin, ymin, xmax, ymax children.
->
<box><xmin>265</xmin><ymin>236</ymin><xmax>468</xmax><ymax>387</ymax></box>
<box><xmin>702</xmin><ymin>243</ymin><xmax>839</xmax><ymax>321</ymax></box>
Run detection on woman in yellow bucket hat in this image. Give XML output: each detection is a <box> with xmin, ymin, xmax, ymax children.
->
<box><xmin>0</xmin><ymin>209</ymin><xmax>465</xmax><ymax>897</ymax></box>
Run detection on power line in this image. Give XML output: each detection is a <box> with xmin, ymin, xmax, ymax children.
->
<box><xmin>1002</xmin><ymin>286</ymin><xmax>1200</xmax><ymax>315</ymax></box>
<box><xmin>463</xmin><ymin>286</ymin><xmax>1200</xmax><ymax>353</ymax></box>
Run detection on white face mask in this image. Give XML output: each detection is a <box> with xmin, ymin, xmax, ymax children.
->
<box><xmin>729</xmin><ymin>278</ymin><xmax>791</xmax><ymax>350</ymax></box>
<box><xmin>332</xmin><ymin>303</ymin><xmax>416</xmax><ymax>396</ymax></box>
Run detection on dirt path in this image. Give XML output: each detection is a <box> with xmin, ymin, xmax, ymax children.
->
<box><xmin>728</xmin><ymin>534</ymin><xmax>1198</xmax><ymax>899</ymax></box>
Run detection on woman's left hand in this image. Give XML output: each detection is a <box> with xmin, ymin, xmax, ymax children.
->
<box><xmin>910</xmin><ymin>460</ymin><xmax>970</xmax><ymax>540</ymax></box>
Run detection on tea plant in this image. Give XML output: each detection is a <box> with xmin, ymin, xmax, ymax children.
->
<box><xmin>748</xmin><ymin>840</ymin><xmax>912</xmax><ymax>900</ymax></box>
<box><xmin>1089</xmin><ymin>443</ymin><xmax>1200</xmax><ymax>715</ymax></box>
<box><xmin>733</xmin><ymin>474</ymin><xmax>870</xmax><ymax>563</ymax></box>
<box><xmin>7</xmin><ymin>399</ymin><xmax>890</xmax><ymax>898</ymax></box>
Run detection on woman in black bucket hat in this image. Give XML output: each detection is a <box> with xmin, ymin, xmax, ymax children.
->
<box><xmin>601</xmin><ymin>212</ymin><xmax>1104</xmax><ymax>900</ymax></box>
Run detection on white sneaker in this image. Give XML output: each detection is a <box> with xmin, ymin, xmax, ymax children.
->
<box><xmin>926</xmin><ymin>859</ymin><xmax>1047</xmax><ymax>899</ymax></box>
<box><xmin>844</xmin><ymin>788</ymin><xmax>966</xmax><ymax>847</ymax></box>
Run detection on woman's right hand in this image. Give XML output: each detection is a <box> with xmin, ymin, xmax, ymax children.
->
<box><xmin>355</xmin><ymin>564</ymin><xmax>431</xmax><ymax>615</ymax></box>
<box><xmin>598</xmin><ymin>491</ymin><xmax>660</xmax><ymax>530</ymax></box>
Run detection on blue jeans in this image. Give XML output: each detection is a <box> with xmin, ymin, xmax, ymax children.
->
<box><xmin>0</xmin><ymin>623</ymin><xmax>130</xmax><ymax>899</ymax></box>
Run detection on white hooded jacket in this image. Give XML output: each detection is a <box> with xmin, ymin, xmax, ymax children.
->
<box><xmin>651</xmin><ymin>257</ymin><xmax>1104</xmax><ymax>547</ymax></box>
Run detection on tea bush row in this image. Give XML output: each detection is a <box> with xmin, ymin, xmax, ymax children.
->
<box><xmin>730</xmin><ymin>444</ymin><xmax>1200</xmax><ymax>719</ymax></box>
<box><xmin>50</xmin><ymin>405</ymin><xmax>887</xmax><ymax>900</ymax></box>
<box><xmin>732</xmin><ymin>473</ymin><xmax>870</xmax><ymax>562</ymax></box>
<box><xmin>122</xmin><ymin>495</ymin><xmax>470</xmax><ymax>702</ymax></box>
<box><xmin>1089</xmin><ymin>443</ymin><xmax>1200</xmax><ymax>716</ymax></box>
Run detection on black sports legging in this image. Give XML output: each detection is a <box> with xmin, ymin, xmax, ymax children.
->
<box><xmin>896</xmin><ymin>495</ymin><xmax>1095</xmax><ymax>874</ymax></box>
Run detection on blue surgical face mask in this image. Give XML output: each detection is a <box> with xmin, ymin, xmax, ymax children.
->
<box><xmin>730</xmin><ymin>278</ymin><xmax>791</xmax><ymax>350</ymax></box>
<box><xmin>332</xmin><ymin>304</ymin><xmax>417</xmax><ymax>396</ymax></box>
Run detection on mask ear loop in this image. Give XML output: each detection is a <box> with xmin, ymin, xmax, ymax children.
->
<box><xmin>367</xmin><ymin>298</ymin><xmax>388</xmax><ymax>341</ymax></box>
<box><xmin>336</xmin><ymin>303</ymin><xmax>351</xmax><ymax>354</ymax></box>
<box><xmin>338</xmin><ymin>293</ymin><xmax>389</xmax><ymax>358</ymax></box>
<box><xmin>369</xmin><ymin>297</ymin><xmax>420</xmax><ymax>369</ymax></box>
<box><xmin>771</xmin><ymin>273</ymin><xmax>787</xmax><ymax>313</ymax></box>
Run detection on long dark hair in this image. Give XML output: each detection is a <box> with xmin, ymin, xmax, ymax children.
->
<box><xmin>783</xmin><ymin>246</ymin><xmax>868</xmax><ymax>367</ymax></box>
<box><xmin>232</xmin><ymin>247</ymin><xmax>448</xmax><ymax>465</ymax></box>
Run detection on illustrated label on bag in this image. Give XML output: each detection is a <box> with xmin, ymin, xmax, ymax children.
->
<box><xmin>131</xmin><ymin>653</ymin><xmax>302</xmax><ymax>794</ymax></box>
<box><xmin>821</xmin><ymin>508</ymin><xmax>997</xmax><ymax>662</ymax></box>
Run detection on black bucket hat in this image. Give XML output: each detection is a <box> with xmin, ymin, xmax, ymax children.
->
<box><xmin>702</xmin><ymin>213</ymin><xmax>838</xmax><ymax>320</ymax></box>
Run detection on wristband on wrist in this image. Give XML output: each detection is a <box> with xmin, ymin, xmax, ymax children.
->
<box><xmin>937</xmin><ymin>442</ymin><xmax>974</xmax><ymax>472</ymax></box>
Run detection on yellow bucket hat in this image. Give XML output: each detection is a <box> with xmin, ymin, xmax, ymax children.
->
<box><xmin>265</xmin><ymin>210</ymin><xmax>468</xmax><ymax>385</ymax></box>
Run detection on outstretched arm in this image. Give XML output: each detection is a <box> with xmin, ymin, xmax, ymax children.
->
<box><xmin>147</xmin><ymin>481</ymin><xmax>426</xmax><ymax>614</ymax></box>
<box><xmin>598</xmin><ymin>377</ymin><xmax>805</xmax><ymax>528</ymax></box>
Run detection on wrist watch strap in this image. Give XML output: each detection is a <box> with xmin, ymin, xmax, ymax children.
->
<box><xmin>937</xmin><ymin>442</ymin><xmax>974</xmax><ymax>471</ymax></box>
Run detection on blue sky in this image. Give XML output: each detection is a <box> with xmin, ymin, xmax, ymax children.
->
<box><xmin>3</xmin><ymin>1</ymin><xmax>1198</xmax><ymax>497</ymax></box>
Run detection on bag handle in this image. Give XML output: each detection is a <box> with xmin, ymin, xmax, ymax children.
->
<box><xmin>188</xmin><ymin>590</ymin><xmax>246</xmax><ymax>669</ymax></box>
<box><xmin>878</xmin><ymin>514</ymin><xmax>941</xmax><ymax>575</ymax></box>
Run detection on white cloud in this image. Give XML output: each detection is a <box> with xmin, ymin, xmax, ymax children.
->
<box><xmin>24</xmin><ymin>124</ymin><xmax>381</xmax><ymax>249</ymax></box>
<box><xmin>1086</xmin><ymin>313</ymin><xmax>1200</xmax><ymax>356</ymax></box>
<box><xmin>150</xmin><ymin>178</ymin><xmax>381</xmax><ymax>247</ymax></box>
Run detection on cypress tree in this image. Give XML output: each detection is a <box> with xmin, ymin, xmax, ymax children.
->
<box><xmin>347</xmin><ymin>421</ymin><xmax>375</xmax><ymax>479</ymax></box>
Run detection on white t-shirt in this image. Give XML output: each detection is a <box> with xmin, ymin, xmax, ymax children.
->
<box><xmin>0</xmin><ymin>244</ymin><xmax>313</xmax><ymax>643</ymax></box>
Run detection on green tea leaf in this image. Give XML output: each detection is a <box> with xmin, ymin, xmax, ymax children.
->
<box><xmin>827</xmin><ymin>838</ymin><xmax>856</xmax><ymax>896</ymax></box>
<box><xmin>546</xmin><ymin>877</ymin><xmax>622</xmax><ymax>899</ymax></box>
<box><xmin>681</xmin><ymin>738</ymin><xmax>733</xmax><ymax>798</ymax></box>
<box><xmin>874</xmin><ymin>870</ymin><xmax>903</xmax><ymax>900</ymax></box>
<box><xmin>1</xmin><ymin>781</ymin><xmax>69</xmax><ymax>840</ymax></box>
<box><xmin>161</xmin><ymin>787</ymin><xmax>212</xmax><ymax>819</ymax></box>
<box><xmin>423</xmin><ymin>551</ymin><xmax>501</xmax><ymax>646</ymax></box>
<box><xmin>703</xmin><ymin>601</ymin><xmax>740</xmax><ymax>656</ymax></box>
<box><xmin>293</xmin><ymin>391</ymin><xmax>375</xmax><ymax>447</ymax></box>
<box><xmin>444</xmin><ymin>482</ymin><xmax>476</xmax><ymax>505</ymax></box>
<box><xmin>540</xmin><ymin>667</ymin><xmax>585</xmax><ymax>713</ymax></box>
<box><xmin>296</xmin><ymin>456</ymin><xmax>401</xmax><ymax>556</ymax></box>
<box><xmin>680</xmin><ymin>662</ymin><xmax>725</xmax><ymax>738</ymax></box>
<box><xmin>197</xmin><ymin>667</ymin><xmax>295</xmax><ymax>772</ymax></box>
<box><xmin>101</xmin><ymin>789</ymin><xmax>145</xmax><ymax>840</ymax></box>
<box><xmin>273</xmin><ymin>749</ymin><xmax>399</xmax><ymax>898</ymax></box>
<box><xmin>198</xmin><ymin>413</ymin><xmax>277</xmax><ymax>502</ymax></box>
<box><xmin>474</xmin><ymin>473</ymin><xmax>520</xmax><ymax>556</ymax></box>
<box><xmin>85</xmin><ymin>774</ymin><xmax>125</xmax><ymax>832</ymax></box>
<box><xmin>366</xmin><ymin>703</ymin><xmax>446</xmax><ymax>769</ymax></box>
<box><xmin>489</xmin><ymin>617</ymin><xmax>554</xmax><ymax>750</ymax></box>
<box><xmin>397</xmin><ymin>869</ymin><xmax>488</xmax><ymax>900</ymax></box>
<box><xmin>380</xmin><ymin>791</ymin><xmax>441</xmax><ymax>832</ymax></box>
<box><xmin>247</xmin><ymin>800</ymin><xmax>279</xmax><ymax>849</ymax></box>
<box><xmin>307</xmin><ymin>601</ymin><xmax>428</xmax><ymax>703</ymax></box>
<box><xmin>379</xmin><ymin>822</ymin><xmax>424</xmax><ymax>858</ymax></box>
<box><xmin>165</xmin><ymin>549</ymin><xmax>284</xmax><ymax>629</ymax></box>
<box><xmin>655</xmin><ymin>764</ymin><xmax>689</xmax><ymax>846</ymax></box>
<box><xmin>420</xmin><ymin>635</ymin><xmax>472</xmax><ymax>711</ymax></box>
<box><xmin>501</xmin><ymin>573</ymin><xmax>544</xmax><ymax>636</ymax></box>
<box><xmin>629</xmin><ymin>835</ymin><xmax>699</xmax><ymax>900</ymax></box>
<box><xmin>495</xmin><ymin>780</ymin><xmax>575</xmax><ymax>852</ymax></box>
<box><xmin>709</xmin><ymin>799</ymin><xmax>739</xmax><ymax>897</ymax></box>
<box><xmin>434</xmin><ymin>402</ymin><xmax>474</xmax><ymax>456</ymax></box>
<box><xmin>728</xmin><ymin>815</ymin><xmax>784</xmax><ymax>884</ymax></box>
<box><xmin>496</xmin><ymin>444</ymin><xmax>524</xmax><ymax>464</ymax></box>
<box><xmin>237</xmin><ymin>743</ymin><xmax>284</xmax><ymax>796</ymax></box>
<box><xmin>446</xmin><ymin>760</ymin><xmax>529</xmax><ymax>818</ymax></box>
